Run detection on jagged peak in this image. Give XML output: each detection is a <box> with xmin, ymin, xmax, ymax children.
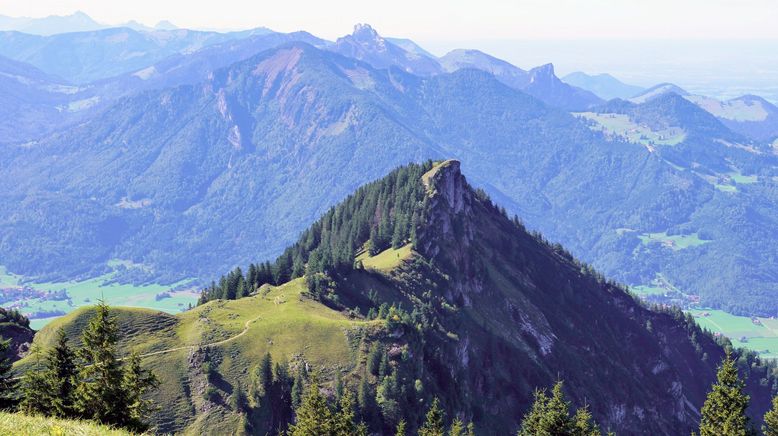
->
<box><xmin>352</xmin><ymin>23</ymin><xmax>383</xmax><ymax>42</ymax></box>
<box><xmin>530</xmin><ymin>63</ymin><xmax>555</xmax><ymax>77</ymax></box>
<box><xmin>422</xmin><ymin>160</ymin><xmax>468</xmax><ymax>214</ymax></box>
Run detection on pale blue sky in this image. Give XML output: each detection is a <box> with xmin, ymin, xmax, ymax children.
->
<box><xmin>2</xmin><ymin>0</ymin><xmax>777</xmax><ymax>100</ymax></box>
<box><xmin>1</xmin><ymin>0</ymin><xmax>777</xmax><ymax>41</ymax></box>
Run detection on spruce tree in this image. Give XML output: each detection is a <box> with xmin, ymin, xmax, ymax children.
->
<box><xmin>289</xmin><ymin>376</ymin><xmax>333</xmax><ymax>436</ymax></box>
<box><xmin>449</xmin><ymin>418</ymin><xmax>465</xmax><ymax>436</ymax></box>
<box><xmin>292</xmin><ymin>368</ymin><xmax>305</xmax><ymax>410</ymax></box>
<box><xmin>74</xmin><ymin>301</ymin><xmax>125</xmax><ymax>424</ymax></box>
<box><xmin>258</xmin><ymin>352</ymin><xmax>273</xmax><ymax>398</ymax></box>
<box><xmin>19</xmin><ymin>346</ymin><xmax>53</xmax><ymax>415</ymax></box>
<box><xmin>395</xmin><ymin>419</ymin><xmax>407</xmax><ymax>436</ymax></box>
<box><xmin>122</xmin><ymin>351</ymin><xmax>159</xmax><ymax>431</ymax></box>
<box><xmin>334</xmin><ymin>388</ymin><xmax>357</xmax><ymax>435</ymax></box>
<box><xmin>699</xmin><ymin>353</ymin><xmax>754</xmax><ymax>436</ymax></box>
<box><xmin>48</xmin><ymin>329</ymin><xmax>77</xmax><ymax>417</ymax></box>
<box><xmin>419</xmin><ymin>397</ymin><xmax>445</xmax><ymax>436</ymax></box>
<box><xmin>0</xmin><ymin>337</ymin><xmax>16</xmax><ymax>410</ymax></box>
<box><xmin>763</xmin><ymin>395</ymin><xmax>778</xmax><ymax>436</ymax></box>
<box><xmin>518</xmin><ymin>381</ymin><xmax>602</xmax><ymax>436</ymax></box>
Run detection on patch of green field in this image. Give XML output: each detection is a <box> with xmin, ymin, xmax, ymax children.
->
<box><xmin>1</xmin><ymin>263</ymin><xmax>198</xmax><ymax>330</ymax></box>
<box><xmin>727</xmin><ymin>170</ymin><xmax>758</xmax><ymax>184</ymax></box>
<box><xmin>688</xmin><ymin>309</ymin><xmax>778</xmax><ymax>359</ymax></box>
<box><xmin>576</xmin><ymin>112</ymin><xmax>687</xmax><ymax>147</ymax></box>
<box><xmin>356</xmin><ymin>244</ymin><xmax>413</xmax><ymax>271</ymax></box>
<box><xmin>637</xmin><ymin>231</ymin><xmax>711</xmax><ymax>250</ymax></box>
<box><xmin>715</xmin><ymin>183</ymin><xmax>738</xmax><ymax>193</ymax></box>
<box><xmin>630</xmin><ymin>285</ymin><xmax>667</xmax><ymax>296</ymax></box>
<box><xmin>0</xmin><ymin>412</ymin><xmax>132</xmax><ymax>435</ymax></box>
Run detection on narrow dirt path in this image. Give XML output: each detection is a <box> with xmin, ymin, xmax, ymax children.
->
<box><xmin>13</xmin><ymin>315</ymin><xmax>262</xmax><ymax>380</ymax></box>
<box><xmin>131</xmin><ymin>315</ymin><xmax>262</xmax><ymax>359</ymax></box>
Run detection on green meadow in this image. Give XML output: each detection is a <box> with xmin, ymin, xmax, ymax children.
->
<box><xmin>688</xmin><ymin>309</ymin><xmax>778</xmax><ymax>359</ymax></box>
<box><xmin>1</xmin><ymin>264</ymin><xmax>198</xmax><ymax>330</ymax></box>
<box><xmin>576</xmin><ymin>112</ymin><xmax>687</xmax><ymax>147</ymax></box>
<box><xmin>637</xmin><ymin>231</ymin><xmax>711</xmax><ymax>251</ymax></box>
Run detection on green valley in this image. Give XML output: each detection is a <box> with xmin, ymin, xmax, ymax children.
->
<box><xmin>0</xmin><ymin>265</ymin><xmax>197</xmax><ymax>330</ymax></box>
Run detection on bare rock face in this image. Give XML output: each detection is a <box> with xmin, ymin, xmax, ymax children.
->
<box><xmin>418</xmin><ymin>160</ymin><xmax>482</xmax><ymax>305</ymax></box>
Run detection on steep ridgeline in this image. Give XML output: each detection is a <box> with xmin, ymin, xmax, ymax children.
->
<box><xmin>196</xmin><ymin>161</ymin><xmax>776</xmax><ymax>434</ymax></box>
<box><xmin>3</xmin><ymin>41</ymin><xmax>778</xmax><ymax>317</ymax></box>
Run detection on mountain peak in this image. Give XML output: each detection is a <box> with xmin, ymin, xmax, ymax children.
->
<box><xmin>530</xmin><ymin>63</ymin><xmax>555</xmax><ymax>78</ymax></box>
<box><xmin>422</xmin><ymin>160</ymin><xmax>467</xmax><ymax>212</ymax></box>
<box><xmin>352</xmin><ymin>23</ymin><xmax>382</xmax><ymax>42</ymax></box>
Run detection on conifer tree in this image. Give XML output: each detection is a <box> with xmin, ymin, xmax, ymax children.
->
<box><xmin>395</xmin><ymin>419</ymin><xmax>407</xmax><ymax>436</ymax></box>
<box><xmin>419</xmin><ymin>397</ymin><xmax>445</xmax><ymax>436</ymax></box>
<box><xmin>47</xmin><ymin>329</ymin><xmax>77</xmax><ymax>417</ymax></box>
<box><xmin>21</xmin><ymin>330</ymin><xmax>78</xmax><ymax>417</ymax></box>
<box><xmin>74</xmin><ymin>300</ymin><xmax>126</xmax><ymax>424</ymax></box>
<box><xmin>334</xmin><ymin>388</ymin><xmax>357</xmax><ymax>435</ymax></box>
<box><xmin>449</xmin><ymin>418</ymin><xmax>465</xmax><ymax>436</ymax></box>
<box><xmin>0</xmin><ymin>337</ymin><xmax>16</xmax><ymax>410</ymax></box>
<box><xmin>762</xmin><ymin>394</ymin><xmax>778</xmax><ymax>436</ymax></box>
<box><xmin>699</xmin><ymin>353</ymin><xmax>754</xmax><ymax>436</ymax></box>
<box><xmin>258</xmin><ymin>352</ymin><xmax>273</xmax><ymax>398</ymax></box>
<box><xmin>292</xmin><ymin>368</ymin><xmax>305</xmax><ymax>410</ymax></box>
<box><xmin>19</xmin><ymin>346</ymin><xmax>52</xmax><ymax>415</ymax></box>
<box><xmin>518</xmin><ymin>381</ymin><xmax>602</xmax><ymax>436</ymax></box>
<box><xmin>122</xmin><ymin>351</ymin><xmax>159</xmax><ymax>432</ymax></box>
<box><xmin>289</xmin><ymin>376</ymin><xmax>333</xmax><ymax>436</ymax></box>
<box><xmin>357</xmin><ymin>376</ymin><xmax>377</xmax><ymax>426</ymax></box>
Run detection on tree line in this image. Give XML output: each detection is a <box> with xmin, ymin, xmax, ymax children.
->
<box><xmin>0</xmin><ymin>301</ymin><xmax>158</xmax><ymax>432</ymax></box>
<box><xmin>198</xmin><ymin>161</ymin><xmax>435</xmax><ymax>305</ymax></box>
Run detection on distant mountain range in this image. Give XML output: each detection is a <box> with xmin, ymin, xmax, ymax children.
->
<box><xmin>0</xmin><ymin>20</ymin><xmax>776</xmax><ymax>320</ymax></box>
<box><xmin>562</xmin><ymin>71</ymin><xmax>645</xmax><ymax>100</ymax></box>
<box><xmin>0</xmin><ymin>10</ymin><xmax>178</xmax><ymax>35</ymax></box>
<box><xmin>625</xmin><ymin>83</ymin><xmax>778</xmax><ymax>142</ymax></box>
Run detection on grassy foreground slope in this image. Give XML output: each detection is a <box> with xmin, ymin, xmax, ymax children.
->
<box><xmin>0</xmin><ymin>412</ymin><xmax>133</xmax><ymax>435</ymax></box>
<box><xmin>15</xmin><ymin>279</ymin><xmax>379</xmax><ymax>434</ymax></box>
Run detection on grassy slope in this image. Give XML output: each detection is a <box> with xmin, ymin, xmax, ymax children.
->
<box><xmin>14</xmin><ymin>278</ymin><xmax>381</xmax><ymax>434</ymax></box>
<box><xmin>0</xmin><ymin>412</ymin><xmax>133</xmax><ymax>436</ymax></box>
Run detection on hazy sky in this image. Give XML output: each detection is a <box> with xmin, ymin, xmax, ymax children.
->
<box><xmin>2</xmin><ymin>0</ymin><xmax>778</xmax><ymax>41</ymax></box>
<box><xmin>2</xmin><ymin>0</ymin><xmax>778</xmax><ymax>101</ymax></box>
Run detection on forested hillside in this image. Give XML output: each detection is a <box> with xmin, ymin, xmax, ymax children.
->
<box><xmin>12</xmin><ymin>161</ymin><xmax>775</xmax><ymax>434</ymax></box>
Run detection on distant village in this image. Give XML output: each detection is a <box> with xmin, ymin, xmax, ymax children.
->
<box><xmin>0</xmin><ymin>285</ymin><xmax>70</xmax><ymax>319</ymax></box>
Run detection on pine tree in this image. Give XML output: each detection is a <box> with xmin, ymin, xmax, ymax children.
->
<box><xmin>334</xmin><ymin>388</ymin><xmax>357</xmax><ymax>435</ymax></box>
<box><xmin>19</xmin><ymin>346</ymin><xmax>52</xmax><ymax>415</ymax></box>
<box><xmin>450</xmin><ymin>418</ymin><xmax>465</xmax><ymax>436</ymax></box>
<box><xmin>518</xmin><ymin>381</ymin><xmax>602</xmax><ymax>436</ymax></box>
<box><xmin>271</xmin><ymin>361</ymin><xmax>294</xmax><ymax>432</ymax></box>
<box><xmin>763</xmin><ymin>395</ymin><xmax>778</xmax><ymax>436</ymax></box>
<box><xmin>419</xmin><ymin>397</ymin><xmax>445</xmax><ymax>436</ymax></box>
<box><xmin>395</xmin><ymin>419</ymin><xmax>407</xmax><ymax>436</ymax></box>
<box><xmin>357</xmin><ymin>376</ymin><xmax>377</xmax><ymax>426</ymax></box>
<box><xmin>0</xmin><ymin>337</ymin><xmax>16</xmax><ymax>410</ymax></box>
<box><xmin>122</xmin><ymin>351</ymin><xmax>159</xmax><ymax>432</ymax></box>
<box><xmin>573</xmin><ymin>406</ymin><xmax>601</xmax><ymax>436</ymax></box>
<box><xmin>74</xmin><ymin>300</ymin><xmax>126</xmax><ymax>424</ymax></box>
<box><xmin>20</xmin><ymin>330</ymin><xmax>78</xmax><ymax>418</ymax></box>
<box><xmin>699</xmin><ymin>353</ymin><xmax>754</xmax><ymax>436</ymax></box>
<box><xmin>292</xmin><ymin>368</ymin><xmax>305</xmax><ymax>410</ymax></box>
<box><xmin>258</xmin><ymin>352</ymin><xmax>273</xmax><ymax>397</ymax></box>
<box><xmin>289</xmin><ymin>375</ymin><xmax>333</xmax><ymax>436</ymax></box>
<box><xmin>48</xmin><ymin>329</ymin><xmax>77</xmax><ymax>417</ymax></box>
